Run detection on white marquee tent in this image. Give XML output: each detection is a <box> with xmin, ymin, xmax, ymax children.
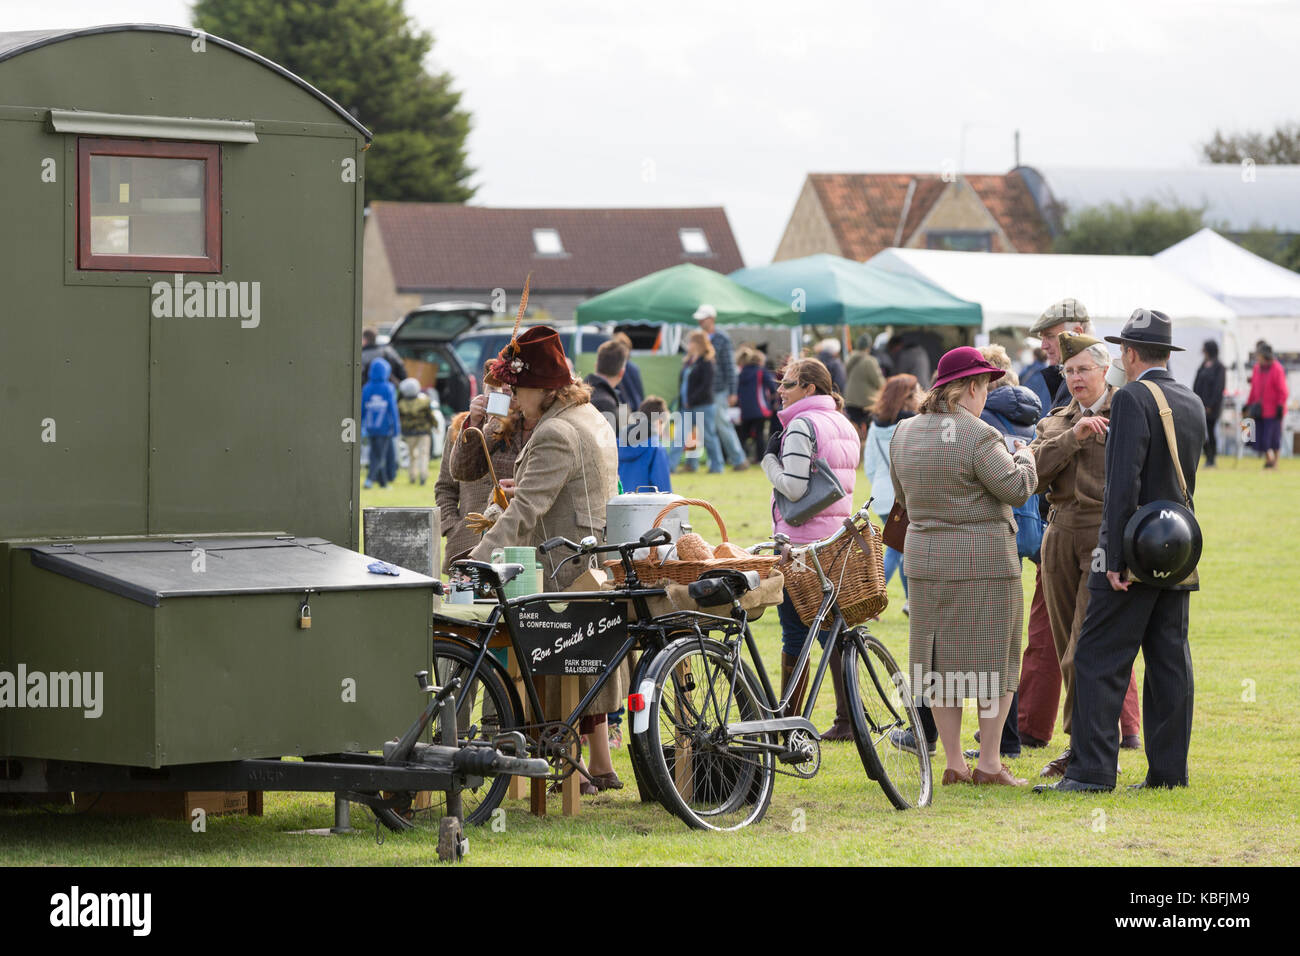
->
<box><xmin>868</xmin><ymin>247</ymin><xmax>1242</xmax><ymax>388</ymax></box>
<box><xmin>1156</xmin><ymin>228</ymin><xmax>1300</xmax><ymax>392</ymax></box>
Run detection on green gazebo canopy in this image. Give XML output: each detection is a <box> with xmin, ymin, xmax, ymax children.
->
<box><xmin>575</xmin><ymin>263</ymin><xmax>795</xmax><ymax>327</ymax></box>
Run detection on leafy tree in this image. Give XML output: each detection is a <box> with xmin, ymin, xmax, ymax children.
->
<box><xmin>1201</xmin><ymin>123</ymin><xmax>1300</xmax><ymax>164</ymax></box>
<box><xmin>1052</xmin><ymin>199</ymin><xmax>1207</xmax><ymax>256</ymax></box>
<box><xmin>194</xmin><ymin>0</ymin><xmax>475</xmax><ymax>202</ymax></box>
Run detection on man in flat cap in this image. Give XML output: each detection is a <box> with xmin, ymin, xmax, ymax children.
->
<box><xmin>1015</xmin><ymin>299</ymin><xmax>1096</xmax><ymax>754</ymax></box>
<box><xmin>1024</xmin><ymin>298</ymin><xmax>1093</xmax><ymax>412</ymax></box>
<box><xmin>1039</xmin><ymin>309</ymin><xmax>1206</xmax><ymax>793</ymax></box>
<box><xmin>1030</xmin><ymin>332</ymin><xmax>1141</xmax><ymax>781</ymax></box>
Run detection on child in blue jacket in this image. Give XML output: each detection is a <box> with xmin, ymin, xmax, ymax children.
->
<box><xmin>617</xmin><ymin>396</ymin><xmax>672</xmax><ymax>493</ymax></box>
<box><xmin>361</xmin><ymin>357</ymin><xmax>400</xmax><ymax>488</ymax></box>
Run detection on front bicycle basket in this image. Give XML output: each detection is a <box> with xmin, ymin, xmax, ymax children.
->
<box><xmin>784</xmin><ymin>519</ymin><xmax>888</xmax><ymax>626</ymax></box>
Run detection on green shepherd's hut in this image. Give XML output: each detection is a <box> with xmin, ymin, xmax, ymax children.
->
<box><xmin>0</xmin><ymin>25</ymin><xmax>434</xmax><ymax>773</ymax></box>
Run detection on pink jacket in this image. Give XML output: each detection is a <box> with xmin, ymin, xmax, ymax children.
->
<box><xmin>770</xmin><ymin>394</ymin><xmax>860</xmax><ymax>544</ymax></box>
<box><xmin>1247</xmin><ymin>360</ymin><xmax>1289</xmax><ymax>419</ymax></box>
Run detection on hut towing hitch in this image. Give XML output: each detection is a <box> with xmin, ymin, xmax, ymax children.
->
<box><xmin>369</xmin><ymin>670</ymin><xmax>549</xmax><ymax>860</ymax></box>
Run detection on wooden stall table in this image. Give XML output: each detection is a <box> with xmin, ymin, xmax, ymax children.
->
<box><xmin>432</xmin><ymin>603</ymin><xmax>582</xmax><ymax>817</ymax></box>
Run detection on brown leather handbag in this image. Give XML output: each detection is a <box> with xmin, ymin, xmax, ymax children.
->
<box><xmin>882</xmin><ymin>501</ymin><xmax>909</xmax><ymax>552</ymax></box>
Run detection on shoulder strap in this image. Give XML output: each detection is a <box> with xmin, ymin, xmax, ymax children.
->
<box><xmin>791</xmin><ymin>415</ymin><xmax>817</xmax><ymax>456</ymax></box>
<box><xmin>1138</xmin><ymin>380</ymin><xmax>1190</xmax><ymax>506</ymax></box>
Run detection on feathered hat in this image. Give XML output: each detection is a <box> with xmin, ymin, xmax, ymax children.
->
<box><xmin>485</xmin><ymin>274</ymin><xmax>572</xmax><ymax>389</ymax></box>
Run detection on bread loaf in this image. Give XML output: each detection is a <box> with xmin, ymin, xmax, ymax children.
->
<box><xmin>713</xmin><ymin>541</ymin><xmax>748</xmax><ymax>559</ymax></box>
<box><xmin>675</xmin><ymin>533</ymin><xmax>713</xmax><ymax>561</ymax></box>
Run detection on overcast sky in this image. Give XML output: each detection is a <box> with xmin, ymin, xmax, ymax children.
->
<box><xmin>5</xmin><ymin>0</ymin><xmax>1297</xmax><ymax>263</ymax></box>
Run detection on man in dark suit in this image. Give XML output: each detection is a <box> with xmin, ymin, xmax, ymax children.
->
<box><xmin>1038</xmin><ymin>309</ymin><xmax>1206</xmax><ymax>793</ymax></box>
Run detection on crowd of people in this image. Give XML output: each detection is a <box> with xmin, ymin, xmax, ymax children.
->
<box><xmin>363</xmin><ymin>290</ymin><xmax>1288</xmax><ymax>801</ymax></box>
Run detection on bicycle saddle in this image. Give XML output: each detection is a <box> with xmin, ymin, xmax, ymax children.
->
<box><xmin>688</xmin><ymin>568</ymin><xmax>761</xmax><ymax>606</ymax></box>
<box><xmin>451</xmin><ymin>560</ymin><xmax>526</xmax><ymax>589</ymax></box>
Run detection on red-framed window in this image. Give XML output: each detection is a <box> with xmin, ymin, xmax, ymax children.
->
<box><xmin>77</xmin><ymin>138</ymin><xmax>222</xmax><ymax>273</ymax></box>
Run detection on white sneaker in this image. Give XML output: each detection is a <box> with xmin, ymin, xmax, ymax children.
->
<box><xmin>902</xmin><ymin>601</ymin><xmax>909</xmax><ymax>617</ymax></box>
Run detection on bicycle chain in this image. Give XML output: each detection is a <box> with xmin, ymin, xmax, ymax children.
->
<box><xmin>675</xmin><ymin>731</ymin><xmax>822</xmax><ymax>779</ymax></box>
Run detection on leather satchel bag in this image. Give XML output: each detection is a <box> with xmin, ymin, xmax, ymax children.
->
<box><xmin>882</xmin><ymin>501</ymin><xmax>909</xmax><ymax>553</ymax></box>
<box><xmin>773</xmin><ymin>418</ymin><xmax>848</xmax><ymax>527</ymax></box>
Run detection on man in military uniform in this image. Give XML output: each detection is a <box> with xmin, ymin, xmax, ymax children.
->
<box><xmin>1039</xmin><ymin>309</ymin><xmax>1206</xmax><ymax>793</ymax></box>
<box><xmin>1030</xmin><ymin>333</ymin><xmax>1140</xmax><ymax>780</ymax></box>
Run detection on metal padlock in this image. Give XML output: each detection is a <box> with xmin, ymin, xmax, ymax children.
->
<box><xmin>299</xmin><ymin>602</ymin><xmax>312</xmax><ymax>629</ymax></box>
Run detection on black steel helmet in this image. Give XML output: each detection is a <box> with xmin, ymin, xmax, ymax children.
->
<box><xmin>1123</xmin><ymin>501</ymin><xmax>1202</xmax><ymax>587</ymax></box>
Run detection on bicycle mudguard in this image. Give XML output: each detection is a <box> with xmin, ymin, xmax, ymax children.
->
<box><xmin>630</xmin><ymin>678</ymin><xmax>656</xmax><ymax>736</ymax></box>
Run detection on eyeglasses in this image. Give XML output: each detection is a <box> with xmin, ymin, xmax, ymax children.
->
<box><xmin>1064</xmin><ymin>366</ymin><xmax>1102</xmax><ymax>378</ymax></box>
<box><xmin>778</xmin><ymin>380</ymin><xmax>802</xmax><ymax>390</ymax></box>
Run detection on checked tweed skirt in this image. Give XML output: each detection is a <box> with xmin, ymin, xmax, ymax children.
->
<box><xmin>908</xmin><ymin>575</ymin><xmax>1023</xmax><ymax>705</ymax></box>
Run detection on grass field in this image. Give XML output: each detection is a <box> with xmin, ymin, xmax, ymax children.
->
<box><xmin>3</xmin><ymin>454</ymin><xmax>1298</xmax><ymax>866</ymax></box>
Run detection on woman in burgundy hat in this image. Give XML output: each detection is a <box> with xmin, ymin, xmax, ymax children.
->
<box><xmin>888</xmin><ymin>347</ymin><xmax>1039</xmax><ymax>787</ymax></box>
<box><xmin>468</xmin><ymin>325</ymin><xmax>625</xmax><ymax>793</ymax></box>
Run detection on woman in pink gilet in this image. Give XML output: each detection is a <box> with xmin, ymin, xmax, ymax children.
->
<box><xmin>761</xmin><ymin>358</ymin><xmax>861</xmax><ymax>740</ymax></box>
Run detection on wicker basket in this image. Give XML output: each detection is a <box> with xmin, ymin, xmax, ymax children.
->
<box><xmin>605</xmin><ymin>498</ymin><xmax>780</xmax><ymax>586</ymax></box>
<box><xmin>783</xmin><ymin>516</ymin><xmax>888</xmax><ymax>626</ymax></box>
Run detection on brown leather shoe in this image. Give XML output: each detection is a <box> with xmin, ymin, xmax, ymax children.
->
<box><xmin>941</xmin><ymin>763</ymin><xmax>974</xmax><ymax>785</ymax></box>
<box><xmin>1041</xmin><ymin>748</ymin><xmax>1071</xmax><ymax>778</ymax></box>
<box><xmin>588</xmin><ymin>771</ymin><xmax>623</xmax><ymax>791</ymax></box>
<box><xmin>821</xmin><ymin>719</ymin><xmax>854</xmax><ymax>741</ymax></box>
<box><xmin>972</xmin><ymin>764</ymin><xmax>1028</xmax><ymax>786</ymax></box>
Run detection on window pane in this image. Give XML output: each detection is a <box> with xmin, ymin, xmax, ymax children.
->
<box><xmin>532</xmin><ymin>228</ymin><xmax>563</xmax><ymax>254</ymax></box>
<box><xmin>925</xmin><ymin>231</ymin><xmax>991</xmax><ymax>252</ymax></box>
<box><xmin>680</xmin><ymin>228</ymin><xmax>710</xmax><ymax>254</ymax></box>
<box><xmin>89</xmin><ymin>154</ymin><xmax>206</xmax><ymax>257</ymax></box>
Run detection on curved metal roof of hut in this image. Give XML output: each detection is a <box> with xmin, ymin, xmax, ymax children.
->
<box><xmin>0</xmin><ymin>23</ymin><xmax>372</xmax><ymax>142</ymax></box>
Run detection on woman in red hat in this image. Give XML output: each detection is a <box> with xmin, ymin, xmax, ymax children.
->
<box><xmin>888</xmin><ymin>347</ymin><xmax>1039</xmax><ymax>786</ymax></box>
<box><xmin>468</xmin><ymin>325</ymin><xmax>624</xmax><ymax>793</ymax></box>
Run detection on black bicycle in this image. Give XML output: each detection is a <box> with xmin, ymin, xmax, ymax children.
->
<box><xmin>630</xmin><ymin>506</ymin><xmax>933</xmax><ymax>831</ymax></box>
<box><xmin>418</xmin><ymin>527</ymin><xmax>724</xmax><ymax>826</ymax></box>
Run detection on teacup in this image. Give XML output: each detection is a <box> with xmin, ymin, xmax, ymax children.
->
<box><xmin>485</xmin><ymin>389</ymin><xmax>512</xmax><ymax>418</ymax></box>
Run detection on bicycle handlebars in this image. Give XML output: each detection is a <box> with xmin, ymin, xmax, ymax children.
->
<box><xmin>747</xmin><ymin>502</ymin><xmax>876</xmax><ymax>557</ymax></box>
<box><xmin>540</xmin><ymin>527</ymin><xmax>671</xmax><ymax>558</ymax></box>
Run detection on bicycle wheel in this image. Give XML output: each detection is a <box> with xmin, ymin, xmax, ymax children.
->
<box><xmin>375</xmin><ymin>639</ymin><xmax>522</xmax><ymax>831</ymax></box>
<box><xmin>843</xmin><ymin>628</ymin><xmax>932</xmax><ymax>809</ymax></box>
<box><xmin>643</xmin><ymin>637</ymin><xmax>775</xmax><ymax>831</ymax></box>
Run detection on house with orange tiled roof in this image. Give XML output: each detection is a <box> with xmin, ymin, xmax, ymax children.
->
<box><xmin>774</xmin><ymin>170</ymin><xmax>1052</xmax><ymax>263</ymax></box>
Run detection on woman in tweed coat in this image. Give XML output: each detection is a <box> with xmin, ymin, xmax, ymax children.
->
<box><xmin>890</xmin><ymin>347</ymin><xmax>1038</xmax><ymax>787</ymax></box>
<box><xmin>469</xmin><ymin>327</ymin><xmax>624</xmax><ymax>793</ymax></box>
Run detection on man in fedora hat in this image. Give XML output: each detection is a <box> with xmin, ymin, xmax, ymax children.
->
<box><xmin>1038</xmin><ymin>309</ymin><xmax>1206</xmax><ymax>793</ymax></box>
